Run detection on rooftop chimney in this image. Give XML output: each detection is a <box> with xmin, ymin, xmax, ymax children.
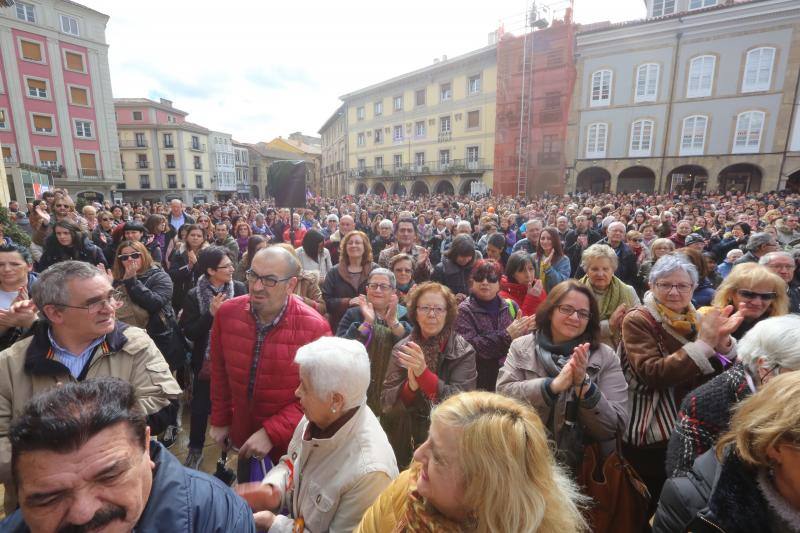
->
<box><xmin>159</xmin><ymin>98</ymin><xmax>173</xmax><ymax>107</ymax></box>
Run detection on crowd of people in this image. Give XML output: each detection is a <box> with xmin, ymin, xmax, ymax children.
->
<box><xmin>0</xmin><ymin>187</ymin><xmax>800</xmax><ymax>532</ymax></box>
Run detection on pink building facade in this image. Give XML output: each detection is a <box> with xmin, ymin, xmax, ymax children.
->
<box><xmin>0</xmin><ymin>0</ymin><xmax>121</xmax><ymax>203</ymax></box>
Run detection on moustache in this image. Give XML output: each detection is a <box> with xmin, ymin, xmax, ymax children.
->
<box><xmin>58</xmin><ymin>504</ymin><xmax>126</xmax><ymax>533</ymax></box>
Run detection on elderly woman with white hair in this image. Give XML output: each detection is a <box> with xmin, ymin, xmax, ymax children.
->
<box><xmin>662</xmin><ymin>314</ymin><xmax>800</xmax><ymax>480</ymax></box>
<box><xmin>619</xmin><ymin>254</ymin><xmax>743</xmax><ymax>516</ymax></box>
<box><xmin>237</xmin><ymin>336</ymin><xmax>399</xmax><ymax>532</ymax></box>
<box><xmin>578</xmin><ymin>243</ymin><xmax>640</xmax><ymax>347</ymax></box>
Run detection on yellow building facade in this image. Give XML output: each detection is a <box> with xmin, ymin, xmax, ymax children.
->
<box><xmin>341</xmin><ymin>45</ymin><xmax>496</xmax><ymax>196</ymax></box>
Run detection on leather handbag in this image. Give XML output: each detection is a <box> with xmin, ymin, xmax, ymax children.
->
<box><xmin>578</xmin><ymin>438</ymin><xmax>651</xmax><ymax>533</ymax></box>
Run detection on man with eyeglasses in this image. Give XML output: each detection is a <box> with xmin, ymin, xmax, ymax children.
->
<box><xmin>759</xmin><ymin>251</ymin><xmax>800</xmax><ymax>313</ymax></box>
<box><xmin>0</xmin><ymin>260</ymin><xmax>181</xmax><ymax>513</ymax></box>
<box><xmin>209</xmin><ymin>246</ymin><xmax>331</xmax><ymax>483</ymax></box>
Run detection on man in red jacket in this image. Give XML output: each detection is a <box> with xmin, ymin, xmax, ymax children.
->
<box><xmin>209</xmin><ymin>246</ymin><xmax>330</xmax><ymax>481</ymax></box>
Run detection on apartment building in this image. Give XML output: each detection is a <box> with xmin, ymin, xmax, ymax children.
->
<box><xmin>565</xmin><ymin>0</ymin><xmax>800</xmax><ymax>194</ymax></box>
<box><xmin>115</xmin><ymin>97</ymin><xmax>212</xmax><ymax>204</ymax></box>
<box><xmin>0</xmin><ymin>0</ymin><xmax>122</xmax><ymax>203</ymax></box>
<box><xmin>318</xmin><ymin>104</ymin><xmax>347</xmax><ymax>197</ymax></box>
<box><xmin>209</xmin><ymin>130</ymin><xmax>235</xmax><ymax>200</ymax></box>
<box><xmin>340</xmin><ymin>45</ymin><xmax>496</xmax><ymax>197</ymax></box>
<box><xmin>233</xmin><ymin>140</ymin><xmax>250</xmax><ymax>199</ymax></box>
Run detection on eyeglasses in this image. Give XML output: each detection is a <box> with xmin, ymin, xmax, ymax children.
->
<box><xmin>245</xmin><ymin>269</ymin><xmax>293</xmax><ymax>287</ymax></box>
<box><xmin>367</xmin><ymin>282</ymin><xmax>392</xmax><ymax>292</ymax></box>
<box><xmin>417</xmin><ymin>305</ymin><xmax>447</xmax><ymax>316</ymax></box>
<box><xmin>736</xmin><ymin>289</ymin><xmax>777</xmax><ymax>302</ymax></box>
<box><xmin>118</xmin><ymin>252</ymin><xmax>142</xmax><ymax>262</ymax></box>
<box><xmin>473</xmin><ymin>274</ymin><xmax>499</xmax><ymax>283</ymax></box>
<box><xmin>654</xmin><ymin>282</ymin><xmax>693</xmax><ymax>294</ymax></box>
<box><xmin>57</xmin><ymin>289</ymin><xmax>123</xmax><ymax>314</ymax></box>
<box><xmin>214</xmin><ymin>262</ymin><xmax>235</xmax><ymax>270</ymax></box>
<box><xmin>556</xmin><ymin>304</ymin><xmax>591</xmax><ymax>321</ymax></box>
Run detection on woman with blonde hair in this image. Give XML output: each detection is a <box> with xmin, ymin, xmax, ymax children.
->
<box><xmin>357</xmin><ymin>390</ymin><xmax>588</xmax><ymax>533</ymax></box>
<box><xmin>706</xmin><ymin>263</ymin><xmax>788</xmax><ymax>340</ymax></box>
<box><xmin>655</xmin><ymin>372</ymin><xmax>800</xmax><ymax>533</ymax></box>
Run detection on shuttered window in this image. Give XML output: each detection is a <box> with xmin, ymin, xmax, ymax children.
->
<box><xmin>79</xmin><ymin>153</ymin><xmax>97</xmax><ymax>175</ymax></box>
<box><xmin>20</xmin><ymin>40</ymin><xmax>42</xmax><ymax>62</ymax></box>
<box><xmin>69</xmin><ymin>86</ymin><xmax>88</xmax><ymax>105</ymax></box>
<box><xmin>27</xmin><ymin>78</ymin><xmax>47</xmax><ymax>98</ymax></box>
<box><xmin>64</xmin><ymin>51</ymin><xmax>84</xmax><ymax>72</ymax></box>
<box><xmin>3</xmin><ymin>147</ymin><xmax>13</xmax><ymax>160</ymax></box>
<box><xmin>32</xmin><ymin>115</ymin><xmax>53</xmax><ymax>133</ymax></box>
<box><xmin>38</xmin><ymin>150</ymin><xmax>57</xmax><ymax>163</ymax></box>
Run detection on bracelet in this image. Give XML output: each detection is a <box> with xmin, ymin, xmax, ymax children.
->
<box><xmin>389</xmin><ymin>321</ymin><xmax>401</xmax><ymax>329</ymax></box>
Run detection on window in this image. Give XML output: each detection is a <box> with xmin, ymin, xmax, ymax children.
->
<box><xmin>440</xmin><ymin>116</ymin><xmax>451</xmax><ymax>134</ymax></box>
<box><xmin>393</xmin><ymin>125</ymin><xmax>403</xmax><ymax>142</ymax></box>
<box><xmin>69</xmin><ymin>86</ymin><xmax>88</xmax><ymax>106</ymax></box>
<box><xmin>415</xmin><ymin>89</ymin><xmax>426</xmax><ymax>107</ymax></box>
<box><xmin>357</xmin><ymin>132</ymin><xmax>365</xmax><ymax>146</ymax></box>
<box><xmin>167</xmin><ymin>115</ymin><xmax>176</xmax><ymax>123</ymax></box>
<box><xmin>590</xmin><ymin>70</ymin><xmax>612</xmax><ymax>107</ymax></box>
<box><xmin>26</xmin><ymin>78</ymin><xmax>48</xmax><ymax>99</ymax></box>
<box><xmin>357</xmin><ymin>158</ymin><xmax>366</xmax><ymax>171</ymax></box>
<box><xmin>440</xmin><ymin>83</ymin><xmax>452</xmax><ymax>102</ymax></box>
<box><xmin>543</xmin><ymin>134</ymin><xmax>558</xmax><ymax>153</ymax></box>
<box><xmin>652</xmin><ymin>0</ymin><xmax>675</xmax><ymax>17</ymax></box>
<box><xmin>193</xmin><ymin>156</ymin><xmax>201</xmax><ymax>170</ymax></box>
<box><xmin>733</xmin><ymin>111</ymin><xmax>765</xmax><ymax>154</ymax></box>
<box><xmin>635</xmin><ymin>64</ymin><xmax>659</xmax><ymax>103</ymax></box>
<box><xmin>586</xmin><ymin>123</ymin><xmax>608</xmax><ymax>158</ymax></box>
<box><xmin>132</xmin><ymin>111</ymin><xmax>143</xmax><ymax>121</ymax></box>
<box><xmin>356</xmin><ymin>106</ymin><xmax>365</xmax><ymax>120</ymax></box>
<box><xmin>467</xmin><ymin>110</ymin><xmax>480</xmax><ymax>129</ymax></box>
<box><xmin>687</xmin><ymin>55</ymin><xmax>715</xmax><ymax>98</ymax></box>
<box><xmin>20</xmin><ymin>40</ymin><xmax>43</xmax><ymax>62</ymax></box>
<box><xmin>415</xmin><ymin>121</ymin><xmax>426</xmax><ymax>138</ymax></box>
<box><xmin>16</xmin><ymin>2</ymin><xmax>36</xmax><ymax>23</ymax></box>
<box><xmin>375</xmin><ymin>156</ymin><xmax>383</xmax><ymax>170</ymax></box>
<box><xmin>60</xmin><ymin>15</ymin><xmax>79</xmax><ymax>36</ymax></box>
<box><xmin>468</xmin><ymin>75</ymin><xmax>481</xmax><ymax>95</ymax></box>
<box><xmin>467</xmin><ymin>146</ymin><xmax>479</xmax><ymax>165</ymax></box>
<box><xmin>163</xmin><ymin>133</ymin><xmax>173</xmax><ymax>148</ymax></box>
<box><xmin>75</xmin><ymin>120</ymin><xmax>92</xmax><ymax>138</ymax></box>
<box><xmin>393</xmin><ymin>154</ymin><xmax>402</xmax><ymax>169</ymax></box>
<box><xmin>135</xmin><ymin>133</ymin><xmax>146</xmax><ymax>147</ymax></box>
<box><xmin>39</xmin><ymin>150</ymin><xmax>57</xmax><ymax>168</ymax></box>
<box><xmin>191</xmin><ymin>136</ymin><xmax>200</xmax><ymax>150</ymax></box>
<box><xmin>0</xmin><ymin>109</ymin><xmax>7</xmax><ymax>130</ymax></box>
<box><xmin>689</xmin><ymin>0</ymin><xmax>716</xmax><ymax>9</ymax></box>
<box><xmin>439</xmin><ymin>150</ymin><xmax>450</xmax><ymax>166</ymax></box>
<box><xmin>414</xmin><ymin>152</ymin><xmax>425</xmax><ymax>168</ymax></box>
<box><xmin>32</xmin><ymin>114</ymin><xmax>53</xmax><ymax>134</ymax></box>
<box><xmin>629</xmin><ymin>119</ymin><xmax>654</xmax><ymax>157</ymax></box>
<box><xmin>374</xmin><ymin>129</ymin><xmax>383</xmax><ymax>144</ymax></box>
<box><xmin>374</xmin><ymin>101</ymin><xmax>383</xmax><ymax>116</ymax></box>
<box><xmin>136</xmin><ymin>154</ymin><xmax>148</xmax><ymax>168</ymax></box>
<box><xmin>195</xmin><ymin>175</ymin><xmax>203</xmax><ymax>188</ymax></box>
<box><xmin>167</xmin><ymin>175</ymin><xmax>177</xmax><ymax>188</ymax></box>
<box><xmin>680</xmin><ymin>115</ymin><xmax>708</xmax><ymax>156</ymax></box>
<box><xmin>139</xmin><ymin>175</ymin><xmax>150</xmax><ymax>189</ymax></box>
<box><xmin>393</xmin><ymin>96</ymin><xmax>403</xmax><ymax>111</ymax></box>
<box><xmin>742</xmin><ymin>47</ymin><xmax>775</xmax><ymax>93</ymax></box>
<box><xmin>166</xmin><ymin>154</ymin><xmax>175</xmax><ymax>168</ymax></box>
<box><xmin>64</xmin><ymin>51</ymin><xmax>85</xmax><ymax>72</ymax></box>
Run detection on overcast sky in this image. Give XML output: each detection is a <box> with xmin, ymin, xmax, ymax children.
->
<box><xmin>80</xmin><ymin>0</ymin><xmax>646</xmax><ymax>143</ymax></box>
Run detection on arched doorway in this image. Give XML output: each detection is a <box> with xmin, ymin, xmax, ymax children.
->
<box><xmin>410</xmin><ymin>181</ymin><xmax>429</xmax><ymax>197</ymax></box>
<box><xmin>667</xmin><ymin>165</ymin><xmax>708</xmax><ymax>194</ymax></box>
<box><xmin>434</xmin><ymin>180</ymin><xmax>454</xmax><ymax>195</ymax></box>
<box><xmin>459</xmin><ymin>179</ymin><xmax>478</xmax><ymax>195</ymax></box>
<box><xmin>786</xmin><ymin>169</ymin><xmax>800</xmax><ymax>193</ymax></box>
<box><xmin>718</xmin><ymin>163</ymin><xmax>762</xmax><ymax>193</ymax></box>
<box><xmin>617</xmin><ymin>166</ymin><xmax>656</xmax><ymax>194</ymax></box>
<box><xmin>575</xmin><ymin>167</ymin><xmax>611</xmax><ymax>193</ymax></box>
<box><xmin>355</xmin><ymin>183</ymin><xmax>368</xmax><ymax>195</ymax></box>
<box><xmin>371</xmin><ymin>182</ymin><xmax>386</xmax><ymax>195</ymax></box>
<box><xmin>390</xmin><ymin>182</ymin><xmax>406</xmax><ymax>196</ymax></box>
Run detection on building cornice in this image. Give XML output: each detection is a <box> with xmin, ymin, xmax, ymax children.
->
<box><xmin>114</xmin><ymin>98</ymin><xmax>189</xmax><ymax>116</ymax></box>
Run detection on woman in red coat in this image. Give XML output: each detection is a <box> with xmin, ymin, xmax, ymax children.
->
<box><xmin>499</xmin><ymin>252</ymin><xmax>546</xmax><ymax>317</ymax></box>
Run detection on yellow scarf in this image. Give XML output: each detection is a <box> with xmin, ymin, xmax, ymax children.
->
<box><xmin>655</xmin><ymin>301</ymin><xmax>698</xmax><ymax>337</ymax></box>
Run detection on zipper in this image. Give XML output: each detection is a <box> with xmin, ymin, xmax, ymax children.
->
<box><xmin>696</xmin><ymin>514</ymin><xmax>727</xmax><ymax>533</ymax></box>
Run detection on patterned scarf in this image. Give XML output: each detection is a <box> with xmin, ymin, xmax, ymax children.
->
<box><xmin>411</xmin><ymin>326</ymin><xmax>452</xmax><ymax>375</ymax></box>
<box><xmin>579</xmin><ymin>274</ymin><xmax>624</xmax><ymax>320</ymax></box>
<box><xmin>653</xmin><ymin>298</ymin><xmax>698</xmax><ymax>337</ymax></box>
<box><xmin>196</xmin><ymin>275</ymin><xmax>235</xmax><ymax>361</ymax></box>
<box><xmin>395</xmin><ymin>464</ymin><xmax>474</xmax><ymax>533</ymax></box>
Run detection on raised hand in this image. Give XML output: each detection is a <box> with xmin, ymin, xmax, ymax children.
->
<box><xmin>529</xmin><ymin>279</ymin><xmax>544</xmax><ymax>297</ymax></box>
<box><xmin>359</xmin><ymin>295</ymin><xmax>376</xmax><ymax>324</ymax></box>
<box><xmin>209</xmin><ymin>293</ymin><xmax>227</xmax><ymax>316</ymax></box>
<box><xmin>609</xmin><ymin>303</ymin><xmax>628</xmax><ymax>331</ymax></box>
<box><xmin>570</xmin><ymin>343</ymin><xmax>591</xmax><ymax>386</ymax></box>
<box><xmin>396</xmin><ymin>341</ymin><xmax>426</xmax><ymax>378</ymax></box>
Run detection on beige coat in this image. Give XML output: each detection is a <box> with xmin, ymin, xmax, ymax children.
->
<box><xmin>263</xmin><ymin>404</ymin><xmax>399</xmax><ymax>533</ymax></box>
<box><xmin>0</xmin><ymin>323</ymin><xmax>181</xmax><ymax>512</ymax></box>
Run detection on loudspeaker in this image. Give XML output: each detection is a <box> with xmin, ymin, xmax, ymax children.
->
<box><xmin>267</xmin><ymin>160</ymin><xmax>307</xmax><ymax>208</ymax></box>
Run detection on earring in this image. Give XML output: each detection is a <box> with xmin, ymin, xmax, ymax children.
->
<box><xmin>331</xmin><ymin>408</ymin><xmax>337</xmax><ymax>413</ymax></box>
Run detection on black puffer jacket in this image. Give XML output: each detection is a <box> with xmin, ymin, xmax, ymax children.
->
<box><xmin>431</xmin><ymin>251</ymin><xmax>481</xmax><ymax>297</ymax></box>
<box><xmin>0</xmin><ymin>440</ymin><xmax>256</xmax><ymax>532</ymax></box>
<box><xmin>38</xmin><ymin>235</ymin><xmax>108</xmax><ymax>271</ymax></box>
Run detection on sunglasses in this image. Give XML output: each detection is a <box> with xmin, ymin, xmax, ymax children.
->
<box><xmin>118</xmin><ymin>252</ymin><xmax>142</xmax><ymax>261</ymax></box>
<box><xmin>473</xmin><ymin>273</ymin><xmax>499</xmax><ymax>283</ymax></box>
<box><xmin>736</xmin><ymin>289</ymin><xmax>777</xmax><ymax>302</ymax></box>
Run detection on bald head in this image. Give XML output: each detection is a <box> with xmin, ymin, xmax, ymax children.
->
<box><xmin>339</xmin><ymin>215</ymin><xmax>355</xmax><ymax>235</ymax></box>
<box><xmin>253</xmin><ymin>246</ymin><xmax>300</xmax><ymax>278</ymax></box>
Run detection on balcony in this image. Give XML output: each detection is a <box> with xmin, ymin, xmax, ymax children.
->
<box><xmin>165</xmin><ymin>161</ymin><xmax>176</xmax><ymax>169</ymax></box>
<box><xmin>189</xmin><ymin>142</ymin><xmax>206</xmax><ymax>152</ymax></box>
<box><xmin>437</xmin><ymin>131</ymin><xmax>452</xmax><ymax>143</ymax></box>
<box><xmin>348</xmin><ymin>158</ymin><xmax>491</xmax><ymax>179</ymax></box>
<box><xmin>538</xmin><ymin>151</ymin><xmax>562</xmax><ymax>165</ymax></box>
<box><xmin>3</xmin><ymin>156</ymin><xmax>17</xmax><ymax>165</ymax></box>
<box><xmin>120</xmin><ymin>139</ymin><xmax>148</xmax><ymax>148</ymax></box>
<box><xmin>136</xmin><ymin>161</ymin><xmax>150</xmax><ymax>169</ymax></box>
<box><xmin>78</xmin><ymin>169</ymin><xmax>104</xmax><ymax>180</ymax></box>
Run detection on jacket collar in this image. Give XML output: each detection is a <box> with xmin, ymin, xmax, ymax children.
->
<box><xmin>23</xmin><ymin>320</ymin><xmax>129</xmax><ymax>377</ymax></box>
<box><xmin>300</xmin><ymin>404</ymin><xmax>366</xmax><ymax>450</ymax></box>
<box><xmin>134</xmin><ymin>441</ymin><xmax>189</xmax><ymax>531</ymax></box>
